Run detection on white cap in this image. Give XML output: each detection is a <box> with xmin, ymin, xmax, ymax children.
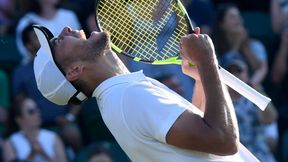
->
<box><xmin>33</xmin><ymin>25</ymin><xmax>87</xmax><ymax>105</ymax></box>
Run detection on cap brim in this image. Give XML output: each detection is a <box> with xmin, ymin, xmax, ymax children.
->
<box><xmin>33</xmin><ymin>25</ymin><xmax>87</xmax><ymax>105</ymax></box>
<box><xmin>33</xmin><ymin>25</ymin><xmax>64</xmax><ymax>73</ymax></box>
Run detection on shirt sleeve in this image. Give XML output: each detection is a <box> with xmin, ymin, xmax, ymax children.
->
<box><xmin>122</xmin><ymin>82</ymin><xmax>190</xmax><ymax>143</ymax></box>
<box><xmin>249</xmin><ymin>40</ymin><xmax>267</xmax><ymax>62</ymax></box>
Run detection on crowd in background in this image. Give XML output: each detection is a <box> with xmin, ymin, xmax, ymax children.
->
<box><xmin>0</xmin><ymin>0</ymin><xmax>287</xmax><ymax>162</ymax></box>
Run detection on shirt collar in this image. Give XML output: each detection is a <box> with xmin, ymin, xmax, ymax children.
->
<box><xmin>93</xmin><ymin>70</ymin><xmax>147</xmax><ymax>99</ymax></box>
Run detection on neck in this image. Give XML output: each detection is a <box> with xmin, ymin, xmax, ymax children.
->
<box><xmin>40</xmin><ymin>4</ymin><xmax>57</xmax><ymax>19</ymax></box>
<box><xmin>21</xmin><ymin>127</ymin><xmax>39</xmax><ymax>137</ymax></box>
<box><xmin>81</xmin><ymin>50</ymin><xmax>130</xmax><ymax>96</ymax></box>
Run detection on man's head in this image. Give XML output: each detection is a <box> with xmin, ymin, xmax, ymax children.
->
<box><xmin>221</xmin><ymin>52</ymin><xmax>249</xmax><ymax>83</ymax></box>
<box><xmin>33</xmin><ymin>25</ymin><xmax>110</xmax><ymax>105</ymax></box>
<box><xmin>22</xmin><ymin>23</ymin><xmax>40</xmax><ymax>57</ymax></box>
<box><xmin>50</xmin><ymin>26</ymin><xmax>110</xmax><ymax>80</ymax></box>
<box><xmin>86</xmin><ymin>142</ymin><xmax>113</xmax><ymax>162</ymax></box>
<box><xmin>13</xmin><ymin>97</ymin><xmax>41</xmax><ymax>130</ymax></box>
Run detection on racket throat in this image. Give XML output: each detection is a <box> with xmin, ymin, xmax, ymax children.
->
<box><xmin>152</xmin><ymin>56</ymin><xmax>182</xmax><ymax>65</ymax></box>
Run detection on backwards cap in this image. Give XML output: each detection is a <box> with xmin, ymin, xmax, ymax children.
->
<box><xmin>33</xmin><ymin>25</ymin><xmax>87</xmax><ymax>105</ymax></box>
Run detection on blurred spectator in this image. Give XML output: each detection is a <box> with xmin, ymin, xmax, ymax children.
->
<box><xmin>59</xmin><ymin>0</ymin><xmax>88</xmax><ymax>26</ymax></box>
<box><xmin>13</xmin><ymin>0</ymin><xmax>34</xmax><ymax>17</ymax></box>
<box><xmin>271</xmin><ymin>25</ymin><xmax>288</xmax><ymax>136</ymax></box>
<box><xmin>12</xmin><ymin>23</ymin><xmax>83</xmax><ymax>160</ymax></box>
<box><xmin>0</xmin><ymin>0</ymin><xmax>15</xmax><ymax>35</ymax></box>
<box><xmin>212</xmin><ymin>0</ymin><xmax>270</xmax><ymax>12</ymax></box>
<box><xmin>183</xmin><ymin>0</ymin><xmax>215</xmax><ymax>35</ymax></box>
<box><xmin>0</xmin><ymin>69</ymin><xmax>9</xmax><ymax>136</ymax></box>
<box><xmin>223</xmin><ymin>53</ymin><xmax>278</xmax><ymax>162</ymax></box>
<box><xmin>85</xmin><ymin>13</ymin><xmax>97</xmax><ymax>34</ymax></box>
<box><xmin>3</xmin><ymin>97</ymin><xmax>67</xmax><ymax>162</ymax></box>
<box><xmin>15</xmin><ymin>0</ymin><xmax>81</xmax><ymax>64</ymax></box>
<box><xmin>86</xmin><ymin>142</ymin><xmax>113</xmax><ymax>162</ymax></box>
<box><xmin>264</xmin><ymin>122</ymin><xmax>279</xmax><ymax>153</ymax></box>
<box><xmin>271</xmin><ymin>0</ymin><xmax>288</xmax><ymax>34</ymax></box>
<box><xmin>271</xmin><ymin>0</ymin><xmax>288</xmax><ymax>138</ymax></box>
<box><xmin>212</xmin><ymin>3</ymin><xmax>268</xmax><ymax>88</ymax></box>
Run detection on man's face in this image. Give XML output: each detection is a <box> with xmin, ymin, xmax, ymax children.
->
<box><xmin>51</xmin><ymin>27</ymin><xmax>110</xmax><ymax>71</ymax></box>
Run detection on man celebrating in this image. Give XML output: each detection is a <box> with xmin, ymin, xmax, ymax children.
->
<box><xmin>33</xmin><ymin>25</ymin><xmax>258</xmax><ymax>161</ymax></box>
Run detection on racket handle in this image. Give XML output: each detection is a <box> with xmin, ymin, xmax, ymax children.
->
<box><xmin>218</xmin><ymin>66</ymin><xmax>271</xmax><ymax>111</ymax></box>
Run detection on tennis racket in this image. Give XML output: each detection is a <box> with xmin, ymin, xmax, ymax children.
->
<box><xmin>95</xmin><ymin>0</ymin><xmax>271</xmax><ymax>110</ymax></box>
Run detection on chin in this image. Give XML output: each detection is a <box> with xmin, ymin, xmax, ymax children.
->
<box><xmin>96</xmin><ymin>32</ymin><xmax>111</xmax><ymax>51</ymax></box>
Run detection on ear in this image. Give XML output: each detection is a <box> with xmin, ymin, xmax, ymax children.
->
<box><xmin>66</xmin><ymin>64</ymin><xmax>84</xmax><ymax>82</ymax></box>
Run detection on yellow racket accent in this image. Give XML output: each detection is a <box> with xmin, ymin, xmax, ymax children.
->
<box><xmin>96</xmin><ymin>0</ymin><xmax>272</xmax><ymax>111</ymax></box>
<box><xmin>97</xmin><ymin>0</ymin><xmax>191</xmax><ymax>63</ymax></box>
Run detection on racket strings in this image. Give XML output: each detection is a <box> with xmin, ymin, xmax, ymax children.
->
<box><xmin>133</xmin><ymin>0</ymin><xmax>186</xmax><ymax>58</ymax></box>
<box><xmin>99</xmin><ymin>2</ymin><xmax>136</xmax><ymax>52</ymax></box>
<box><xmin>97</xmin><ymin>0</ymin><xmax>189</xmax><ymax>62</ymax></box>
<box><xmin>99</xmin><ymin>0</ymin><xmax>167</xmax><ymax>59</ymax></box>
<box><xmin>99</xmin><ymin>1</ymin><xmax>160</xmax><ymax>60</ymax></box>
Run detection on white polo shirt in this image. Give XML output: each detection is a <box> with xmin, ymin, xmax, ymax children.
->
<box><xmin>93</xmin><ymin>71</ymin><xmax>259</xmax><ymax>162</ymax></box>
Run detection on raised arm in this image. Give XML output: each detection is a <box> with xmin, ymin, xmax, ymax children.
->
<box><xmin>272</xmin><ymin>30</ymin><xmax>288</xmax><ymax>83</ymax></box>
<box><xmin>271</xmin><ymin>0</ymin><xmax>286</xmax><ymax>33</ymax></box>
<box><xmin>53</xmin><ymin>135</ymin><xmax>67</xmax><ymax>162</ymax></box>
<box><xmin>3</xmin><ymin>140</ymin><xmax>17</xmax><ymax>162</ymax></box>
<box><xmin>166</xmin><ymin>28</ymin><xmax>239</xmax><ymax>155</ymax></box>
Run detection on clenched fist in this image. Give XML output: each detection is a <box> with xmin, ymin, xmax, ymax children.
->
<box><xmin>180</xmin><ymin>27</ymin><xmax>217</xmax><ymax>80</ymax></box>
<box><xmin>180</xmin><ymin>27</ymin><xmax>216</xmax><ymax>66</ymax></box>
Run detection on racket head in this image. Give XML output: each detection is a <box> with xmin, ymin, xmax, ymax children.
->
<box><xmin>95</xmin><ymin>0</ymin><xmax>194</xmax><ymax>64</ymax></box>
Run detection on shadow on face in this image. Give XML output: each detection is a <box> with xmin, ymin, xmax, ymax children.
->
<box><xmin>219</xmin><ymin>5</ymin><xmax>244</xmax><ymax>34</ymax></box>
<box><xmin>16</xmin><ymin>98</ymin><xmax>41</xmax><ymax>129</ymax></box>
<box><xmin>227</xmin><ymin>63</ymin><xmax>249</xmax><ymax>83</ymax></box>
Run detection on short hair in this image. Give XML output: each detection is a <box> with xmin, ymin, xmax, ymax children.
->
<box><xmin>4</xmin><ymin>97</ymin><xmax>29</xmax><ymax>138</ymax></box>
<box><xmin>21</xmin><ymin>23</ymin><xmax>35</xmax><ymax>45</ymax></box>
<box><xmin>86</xmin><ymin>142</ymin><xmax>113</xmax><ymax>162</ymax></box>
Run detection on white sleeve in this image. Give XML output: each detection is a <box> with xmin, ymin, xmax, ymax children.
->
<box><xmin>122</xmin><ymin>83</ymin><xmax>189</xmax><ymax>143</ymax></box>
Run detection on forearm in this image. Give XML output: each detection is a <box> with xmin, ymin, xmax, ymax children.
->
<box><xmin>192</xmin><ymin>81</ymin><xmax>205</xmax><ymax>112</ymax></box>
<box><xmin>69</xmin><ymin>105</ymin><xmax>81</xmax><ymax>116</ymax></box>
<box><xmin>54</xmin><ymin>136</ymin><xmax>68</xmax><ymax>162</ymax></box>
<box><xmin>272</xmin><ymin>45</ymin><xmax>288</xmax><ymax>83</ymax></box>
<box><xmin>241</xmin><ymin>46</ymin><xmax>261</xmax><ymax>70</ymax></box>
<box><xmin>198</xmin><ymin>59</ymin><xmax>238</xmax><ymax>143</ymax></box>
<box><xmin>169</xmin><ymin>31</ymin><xmax>239</xmax><ymax>155</ymax></box>
<box><xmin>277</xmin><ymin>45</ymin><xmax>288</xmax><ymax>61</ymax></box>
<box><xmin>271</xmin><ymin>0</ymin><xmax>285</xmax><ymax>33</ymax></box>
<box><xmin>250</xmin><ymin>62</ymin><xmax>268</xmax><ymax>86</ymax></box>
<box><xmin>258</xmin><ymin>101</ymin><xmax>278</xmax><ymax>124</ymax></box>
<box><xmin>65</xmin><ymin>105</ymin><xmax>81</xmax><ymax>122</ymax></box>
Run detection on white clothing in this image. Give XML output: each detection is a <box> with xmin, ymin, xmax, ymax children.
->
<box><xmin>16</xmin><ymin>8</ymin><xmax>81</xmax><ymax>64</ymax></box>
<box><xmin>93</xmin><ymin>71</ymin><xmax>259</xmax><ymax>162</ymax></box>
<box><xmin>264</xmin><ymin>122</ymin><xmax>279</xmax><ymax>140</ymax></box>
<box><xmin>249</xmin><ymin>39</ymin><xmax>267</xmax><ymax>62</ymax></box>
<box><xmin>9</xmin><ymin>129</ymin><xmax>56</xmax><ymax>162</ymax></box>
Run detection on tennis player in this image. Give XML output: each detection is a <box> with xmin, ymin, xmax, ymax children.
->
<box><xmin>33</xmin><ymin>25</ymin><xmax>259</xmax><ymax>161</ymax></box>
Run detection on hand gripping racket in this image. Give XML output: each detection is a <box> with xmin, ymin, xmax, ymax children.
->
<box><xmin>95</xmin><ymin>0</ymin><xmax>271</xmax><ymax>110</ymax></box>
